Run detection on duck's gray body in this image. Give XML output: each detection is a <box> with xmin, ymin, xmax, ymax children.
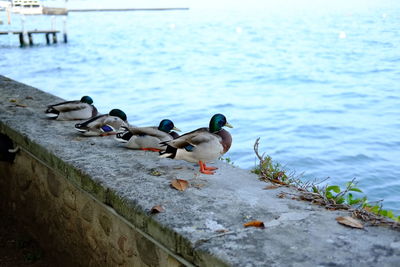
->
<box><xmin>160</xmin><ymin>128</ymin><xmax>232</xmax><ymax>163</ymax></box>
<box><xmin>124</xmin><ymin>126</ymin><xmax>176</xmax><ymax>149</ymax></box>
<box><xmin>75</xmin><ymin>114</ymin><xmax>127</xmax><ymax>136</ymax></box>
<box><xmin>116</xmin><ymin>119</ymin><xmax>180</xmax><ymax>151</ymax></box>
<box><xmin>45</xmin><ymin>98</ymin><xmax>98</xmax><ymax>121</ymax></box>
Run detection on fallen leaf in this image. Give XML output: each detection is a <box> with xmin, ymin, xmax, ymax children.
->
<box><xmin>264</xmin><ymin>185</ymin><xmax>279</xmax><ymax>190</ymax></box>
<box><xmin>193</xmin><ymin>183</ymin><xmax>205</xmax><ymax>189</ymax></box>
<box><xmin>363</xmin><ymin>206</ymin><xmax>372</xmax><ymax>212</ymax></box>
<box><xmin>336</xmin><ymin>216</ymin><xmax>364</xmax><ymax>229</ymax></box>
<box><xmin>173</xmin><ymin>166</ymin><xmax>183</xmax><ymax>170</ymax></box>
<box><xmin>15</xmin><ymin>103</ymin><xmax>27</xmax><ymax>108</ymax></box>
<box><xmin>243</xmin><ymin>220</ymin><xmax>265</xmax><ymax>228</ymax></box>
<box><xmin>9</xmin><ymin>99</ymin><xmax>17</xmax><ymax>103</ymax></box>
<box><xmin>150</xmin><ymin>205</ymin><xmax>165</xmax><ymax>214</ymax></box>
<box><xmin>277</xmin><ymin>192</ymin><xmax>286</xmax><ymax>198</ymax></box>
<box><xmin>215</xmin><ymin>229</ymin><xmax>229</xmax><ymax>233</ymax></box>
<box><xmin>171</xmin><ymin>179</ymin><xmax>189</xmax><ymax>191</ymax></box>
<box><xmin>150</xmin><ymin>170</ymin><xmax>162</xmax><ymax>176</ymax></box>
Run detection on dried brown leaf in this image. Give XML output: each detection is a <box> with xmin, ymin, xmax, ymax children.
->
<box><xmin>193</xmin><ymin>183</ymin><xmax>206</xmax><ymax>189</ymax></box>
<box><xmin>277</xmin><ymin>192</ymin><xmax>286</xmax><ymax>198</ymax></box>
<box><xmin>173</xmin><ymin>166</ymin><xmax>183</xmax><ymax>170</ymax></box>
<box><xmin>363</xmin><ymin>206</ymin><xmax>372</xmax><ymax>212</ymax></box>
<box><xmin>264</xmin><ymin>185</ymin><xmax>279</xmax><ymax>190</ymax></box>
<box><xmin>271</xmin><ymin>179</ymin><xmax>287</xmax><ymax>185</ymax></box>
<box><xmin>150</xmin><ymin>205</ymin><xmax>165</xmax><ymax>214</ymax></box>
<box><xmin>171</xmin><ymin>179</ymin><xmax>189</xmax><ymax>191</ymax></box>
<box><xmin>243</xmin><ymin>220</ymin><xmax>265</xmax><ymax>228</ymax></box>
<box><xmin>15</xmin><ymin>103</ymin><xmax>27</xmax><ymax>108</ymax></box>
<box><xmin>336</xmin><ymin>216</ymin><xmax>364</xmax><ymax>229</ymax></box>
<box><xmin>215</xmin><ymin>229</ymin><xmax>229</xmax><ymax>233</ymax></box>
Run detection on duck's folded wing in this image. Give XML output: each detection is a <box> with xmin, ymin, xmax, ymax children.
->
<box><xmin>54</xmin><ymin>102</ymin><xmax>89</xmax><ymax>112</ymax></box>
<box><xmin>165</xmin><ymin>128</ymin><xmax>214</xmax><ymax>148</ymax></box>
<box><xmin>129</xmin><ymin>127</ymin><xmax>168</xmax><ymax>138</ymax></box>
<box><xmin>47</xmin><ymin>100</ymin><xmax>77</xmax><ymax>108</ymax></box>
<box><xmin>75</xmin><ymin>114</ymin><xmax>106</xmax><ymax>129</ymax></box>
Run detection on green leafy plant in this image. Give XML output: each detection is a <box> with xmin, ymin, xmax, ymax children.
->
<box><xmin>219</xmin><ymin>156</ymin><xmax>235</xmax><ymax>166</ymax></box>
<box><xmin>362</xmin><ymin>203</ymin><xmax>400</xmax><ymax>222</ymax></box>
<box><xmin>253</xmin><ymin>138</ymin><xmax>400</xmax><ymax>225</ymax></box>
<box><xmin>311</xmin><ymin>180</ymin><xmax>367</xmax><ymax>206</ymax></box>
<box><xmin>252</xmin><ymin>138</ymin><xmax>290</xmax><ymax>184</ymax></box>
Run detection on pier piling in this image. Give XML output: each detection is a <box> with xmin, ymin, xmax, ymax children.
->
<box><xmin>45</xmin><ymin>33</ymin><xmax>50</xmax><ymax>44</ymax></box>
<box><xmin>1</xmin><ymin>30</ymin><xmax>60</xmax><ymax>46</ymax></box>
<box><xmin>28</xmin><ymin>33</ymin><xmax>33</xmax><ymax>45</ymax></box>
<box><xmin>18</xmin><ymin>33</ymin><xmax>25</xmax><ymax>47</ymax></box>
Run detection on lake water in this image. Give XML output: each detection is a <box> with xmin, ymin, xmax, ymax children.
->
<box><xmin>1</xmin><ymin>0</ymin><xmax>399</xmax><ymax>214</ymax></box>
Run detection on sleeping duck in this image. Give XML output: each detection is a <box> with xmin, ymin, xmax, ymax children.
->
<box><xmin>160</xmin><ymin>114</ymin><xmax>233</xmax><ymax>175</ymax></box>
<box><xmin>45</xmin><ymin>95</ymin><xmax>98</xmax><ymax>120</ymax></box>
<box><xmin>74</xmin><ymin>109</ymin><xmax>128</xmax><ymax>136</ymax></box>
<box><xmin>115</xmin><ymin>119</ymin><xmax>181</xmax><ymax>152</ymax></box>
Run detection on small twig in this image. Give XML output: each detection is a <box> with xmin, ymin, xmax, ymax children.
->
<box><xmin>194</xmin><ymin>231</ymin><xmax>235</xmax><ymax>248</ymax></box>
<box><xmin>334</xmin><ymin>178</ymin><xmax>357</xmax><ymax>201</ymax></box>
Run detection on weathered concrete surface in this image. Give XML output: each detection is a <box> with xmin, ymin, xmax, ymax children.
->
<box><xmin>0</xmin><ymin>75</ymin><xmax>399</xmax><ymax>266</ymax></box>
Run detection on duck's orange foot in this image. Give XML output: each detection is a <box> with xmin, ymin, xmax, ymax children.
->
<box><xmin>141</xmin><ymin>148</ymin><xmax>161</xmax><ymax>152</ymax></box>
<box><xmin>199</xmin><ymin>161</ymin><xmax>217</xmax><ymax>175</ymax></box>
<box><xmin>204</xmin><ymin>166</ymin><xmax>218</xmax><ymax>171</ymax></box>
<box><xmin>200</xmin><ymin>169</ymin><xmax>215</xmax><ymax>175</ymax></box>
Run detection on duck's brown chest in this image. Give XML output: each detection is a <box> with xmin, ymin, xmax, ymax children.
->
<box><xmin>216</xmin><ymin>129</ymin><xmax>232</xmax><ymax>153</ymax></box>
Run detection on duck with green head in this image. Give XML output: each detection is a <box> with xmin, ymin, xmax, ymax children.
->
<box><xmin>115</xmin><ymin>119</ymin><xmax>181</xmax><ymax>152</ymax></box>
<box><xmin>75</xmin><ymin>109</ymin><xmax>128</xmax><ymax>136</ymax></box>
<box><xmin>160</xmin><ymin>114</ymin><xmax>233</xmax><ymax>174</ymax></box>
<box><xmin>45</xmin><ymin>96</ymin><xmax>98</xmax><ymax>120</ymax></box>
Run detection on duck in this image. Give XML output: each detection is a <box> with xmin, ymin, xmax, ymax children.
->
<box><xmin>115</xmin><ymin>119</ymin><xmax>181</xmax><ymax>152</ymax></box>
<box><xmin>45</xmin><ymin>95</ymin><xmax>98</xmax><ymax>120</ymax></box>
<box><xmin>74</xmin><ymin>109</ymin><xmax>128</xmax><ymax>136</ymax></box>
<box><xmin>160</xmin><ymin>114</ymin><xmax>233</xmax><ymax>175</ymax></box>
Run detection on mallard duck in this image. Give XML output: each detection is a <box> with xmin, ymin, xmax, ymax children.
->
<box><xmin>160</xmin><ymin>114</ymin><xmax>233</xmax><ymax>174</ymax></box>
<box><xmin>74</xmin><ymin>109</ymin><xmax>128</xmax><ymax>136</ymax></box>
<box><xmin>115</xmin><ymin>119</ymin><xmax>181</xmax><ymax>152</ymax></box>
<box><xmin>45</xmin><ymin>96</ymin><xmax>98</xmax><ymax>120</ymax></box>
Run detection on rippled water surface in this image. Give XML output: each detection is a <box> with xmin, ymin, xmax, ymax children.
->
<box><xmin>1</xmin><ymin>1</ymin><xmax>399</xmax><ymax>213</ymax></box>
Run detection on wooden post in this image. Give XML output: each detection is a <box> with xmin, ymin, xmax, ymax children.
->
<box><xmin>21</xmin><ymin>15</ymin><xmax>27</xmax><ymax>47</ymax></box>
<box><xmin>19</xmin><ymin>33</ymin><xmax>25</xmax><ymax>47</ymax></box>
<box><xmin>45</xmin><ymin>33</ymin><xmax>50</xmax><ymax>45</ymax></box>
<box><xmin>62</xmin><ymin>16</ymin><xmax>68</xmax><ymax>43</ymax></box>
<box><xmin>28</xmin><ymin>33</ymin><xmax>33</xmax><ymax>46</ymax></box>
<box><xmin>52</xmin><ymin>32</ymin><xmax>57</xmax><ymax>43</ymax></box>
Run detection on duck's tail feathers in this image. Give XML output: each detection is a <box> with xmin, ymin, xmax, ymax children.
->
<box><xmin>115</xmin><ymin>131</ymin><xmax>132</xmax><ymax>143</ymax></box>
<box><xmin>45</xmin><ymin>107</ymin><xmax>59</xmax><ymax>118</ymax></box>
<box><xmin>74</xmin><ymin>123</ymin><xmax>87</xmax><ymax>132</ymax></box>
<box><xmin>159</xmin><ymin>145</ymin><xmax>177</xmax><ymax>159</ymax></box>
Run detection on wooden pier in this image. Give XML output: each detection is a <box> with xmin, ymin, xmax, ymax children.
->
<box><xmin>0</xmin><ymin>30</ymin><xmax>65</xmax><ymax>46</ymax></box>
<box><xmin>68</xmin><ymin>7</ymin><xmax>189</xmax><ymax>12</ymax></box>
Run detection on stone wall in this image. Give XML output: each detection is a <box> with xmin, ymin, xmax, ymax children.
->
<box><xmin>0</xmin><ymin>149</ymin><xmax>184</xmax><ymax>266</ymax></box>
<box><xmin>1</xmin><ymin>75</ymin><xmax>400</xmax><ymax>267</ymax></box>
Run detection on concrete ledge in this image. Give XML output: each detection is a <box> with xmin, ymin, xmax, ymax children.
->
<box><xmin>1</xmin><ymin>75</ymin><xmax>399</xmax><ymax>266</ymax></box>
